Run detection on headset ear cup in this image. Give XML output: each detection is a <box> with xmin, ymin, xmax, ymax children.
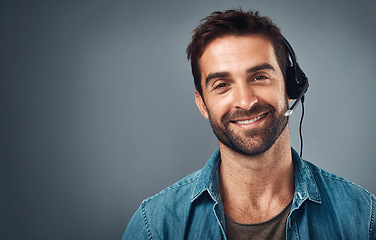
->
<box><xmin>295</xmin><ymin>63</ymin><xmax>309</xmax><ymax>96</ymax></box>
<box><xmin>285</xmin><ymin>66</ymin><xmax>298</xmax><ymax>99</ymax></box>
<box><xmin>283</xmin><ymin>37</ymin><xmax>309</xmax><ymax>100</ymax></box>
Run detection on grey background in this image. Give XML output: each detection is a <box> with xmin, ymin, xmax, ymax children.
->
<box><xmin>1</xmin><ymin>0</ymin><xmax>375</xmax><ymax>239</ymax></box>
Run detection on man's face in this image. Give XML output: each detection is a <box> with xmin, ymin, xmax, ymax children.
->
<box><xmin>195</xmin><ymin>35</ymin><xmax>289</xmax><ymax>156</ymax></box>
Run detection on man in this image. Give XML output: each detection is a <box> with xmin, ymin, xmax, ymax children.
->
<box><xmin>123</xmin><ymin>10</ymin><xmax>376</xmax><ymax>239</ymax></box>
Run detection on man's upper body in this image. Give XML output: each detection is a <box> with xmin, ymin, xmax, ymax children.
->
<box><xmin>123</xmin><ymin>148</ymin><xmax>376</xmax><ymax>239</ymax></box>
<box><xmin>123</xmin><ymin>10</ymin><xmax>376</xmax><ymax>239</ymax></box>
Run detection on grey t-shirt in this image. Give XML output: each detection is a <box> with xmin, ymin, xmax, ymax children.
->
<box><xmin>225</xmin><ymin>201</ymin><xmax>292</xmax><ymax>240</ymax></box>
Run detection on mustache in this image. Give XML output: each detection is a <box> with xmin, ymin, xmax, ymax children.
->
<box><xmin>222</xmin><ymin>103</ymin><xmax>275</xmax><ymax>122</ymax></box>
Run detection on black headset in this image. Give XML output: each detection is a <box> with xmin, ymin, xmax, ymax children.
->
<box><xmin>282</xmin><ymin>37</ymin><xmax>309</xmax><ymax>157</ymax></box>
<box><xmin>282</xmin><ymin>37</ymin><xmax>309</xmax><ymax>117</ymax></box>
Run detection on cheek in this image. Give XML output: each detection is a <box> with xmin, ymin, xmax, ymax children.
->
<box><xmin>260</xmin><ymin>87</ymin><xmax>287</xmax><ymax>111</ymax></box>
<box><xmin>205</xmin><ymin>96</ymin><xmax>232</xmax><ymax>120</ymax></box>
<box><xmin>276</xmin><ymin>91</ymin><xmax>289</xmax><ymax>111</ymax></box>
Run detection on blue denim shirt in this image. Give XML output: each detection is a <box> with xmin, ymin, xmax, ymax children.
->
<box><xmin>123</xmin><ymin>148</ymin><xmax>376</xmax><ymax>239</ymax></box>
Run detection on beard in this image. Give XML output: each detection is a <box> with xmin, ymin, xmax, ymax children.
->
<box><xmin>207</xmin><ymin>100</ymin><xmax>289</xmax><ymax>156</ymax></box>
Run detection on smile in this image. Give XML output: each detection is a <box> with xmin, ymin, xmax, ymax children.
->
<box><xmin>232</xmin><ymin>113</ymin><xmax>267</xmax><ymax>125</ymax></box>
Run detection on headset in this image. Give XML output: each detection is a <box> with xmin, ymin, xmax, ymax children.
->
<box><xmin>282</xmin><ymin>37</ymin><xmax>309</xmax><ymax>157</ymax></box>
<box><xmin>283</xmin><ymin>37</ymin><xmax>309</xmax><ymax>116</ymax></box>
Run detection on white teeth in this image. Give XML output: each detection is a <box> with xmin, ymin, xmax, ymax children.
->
<box><xmin>234</xmin><ymin>114</ymin><xmax>265</xmax><ymax>124</ymax></box>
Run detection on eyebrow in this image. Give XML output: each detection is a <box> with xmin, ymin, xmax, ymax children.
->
<box><xmin>247</xmin><ymin>63</ymin><xmax>275</xmax><ymax>74</ymax></box>
<box><xmin>205</xmin><ymin>72</ymin><xmax>230</xmax><ymax>86</ymax></box>
<box><xmin>205</xmin><ymin>63</ymin><xmax>276</xmax><ymax>86</ymax></box>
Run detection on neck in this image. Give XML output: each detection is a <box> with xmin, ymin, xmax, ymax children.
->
<box><xmin>218</xmin><ymin>126</ymin><xmax>295</xmax><ymax>224</ymax></box>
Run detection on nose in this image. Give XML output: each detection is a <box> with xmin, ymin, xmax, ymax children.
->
<box><xmin>232</xmin><ymin>83</ymin><xmax>258</xmax><ymax>110</ymax></box>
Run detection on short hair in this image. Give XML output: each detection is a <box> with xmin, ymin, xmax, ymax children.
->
<box><xmin>186</xmin><ymin>9</ymin><xmax>290</xmax><ymax>96</ymax></box>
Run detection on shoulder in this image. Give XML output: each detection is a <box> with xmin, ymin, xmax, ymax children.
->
<box><xmin>144</xmin><ymin>169</ymin><xmax>201</xmax><ymax>205</ymax></box>
<box><xmin>294</xmin><ymin>160</ymin><xmax>376</xmax><ymax>239</ymax></box>
<box><xmin>139</xmin><ymin>168</ymin><xmax>202</xmax><ymax>215</ymax></box>
<box><xmin>123</xmin><ymin>149</ymin><xmax>222</xmax><ymax>239</ymax></box>
<box><xmin>303</xmin><ymin>160</ymin><xmax>376</xmax><ymax>220</ymax></box>
<box><xmin>304</xmin><ymin>160</ymin><xmax>375</xmax><ymax>199</ymax></box>
<box><xmin>303</xmin><ymin>160</ymin><xmax>376</xmax><ymax>238</ymax></box>
<box><xmin>122</xmin><ymin>170</ymin><xmax>202</xmax><ymax>239</ymax></box>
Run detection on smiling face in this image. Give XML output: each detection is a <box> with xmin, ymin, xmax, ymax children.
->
<box><xmin>195</xmin><ymin>35</ymin><xmax>290</xmax><ymax>156</ymax></box>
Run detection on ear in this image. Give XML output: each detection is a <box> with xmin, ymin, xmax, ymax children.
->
<box><xmin>195</xmin><ymin>90</ymin><xmax>209</xmax><ymax>119</ymax></box>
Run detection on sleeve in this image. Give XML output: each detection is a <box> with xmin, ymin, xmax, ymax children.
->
<box><xmin>122</xmin><ymin>205</ymin><xmax>150</xmax><ymax>240</ymax></box>
<box><xmin>371</xmin><ymin>194</ymin><xmax>376</xmax><ymax>240</ymax></box>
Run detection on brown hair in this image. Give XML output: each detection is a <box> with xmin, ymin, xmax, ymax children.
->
<box><xmin>186</xmin><ymin>9</ymin><xmax>289</xmax><ymax>96</ymax></box>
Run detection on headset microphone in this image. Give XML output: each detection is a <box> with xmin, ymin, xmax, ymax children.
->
<box><xmin>284</xmin><ymin>82</ymin><xmax>308</xmax><ymax>117</ymax></box>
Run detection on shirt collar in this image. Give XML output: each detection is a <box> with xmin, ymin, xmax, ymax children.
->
<box><xmin>191</xmin><ymin>149</ymin><xmax>221</xmax><ymax>203</ymax></box>
<box><xmin>190</xmin><ymin>148</ymin><xmax>322</xmax><ymax>205</ymax></box>
<box><xmin>291</xmin><ymin>148</ymin><xmax>322</xmax><ymax>206</ymax></box>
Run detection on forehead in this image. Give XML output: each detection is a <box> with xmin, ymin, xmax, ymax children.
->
<box><xmin>199</xmin><ymin>35</ymin><xmax>279</xmax><ymax>78</ymax></box>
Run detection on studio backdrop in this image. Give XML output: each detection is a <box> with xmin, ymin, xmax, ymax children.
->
<box><xmin>1</xmin><ymin>0</ymin><xmax>375</xmax><ymax>239</ymax></box>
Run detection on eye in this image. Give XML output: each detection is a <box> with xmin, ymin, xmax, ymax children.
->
<box><xmin>253</xmin><ymin>75</ymin><xmax>268</xmax><ymax>81</ymax></box>
<box><xmin>214</xmin><ymin>82</ymin><xmax>229</xmax><ymax>90</ymax></box>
